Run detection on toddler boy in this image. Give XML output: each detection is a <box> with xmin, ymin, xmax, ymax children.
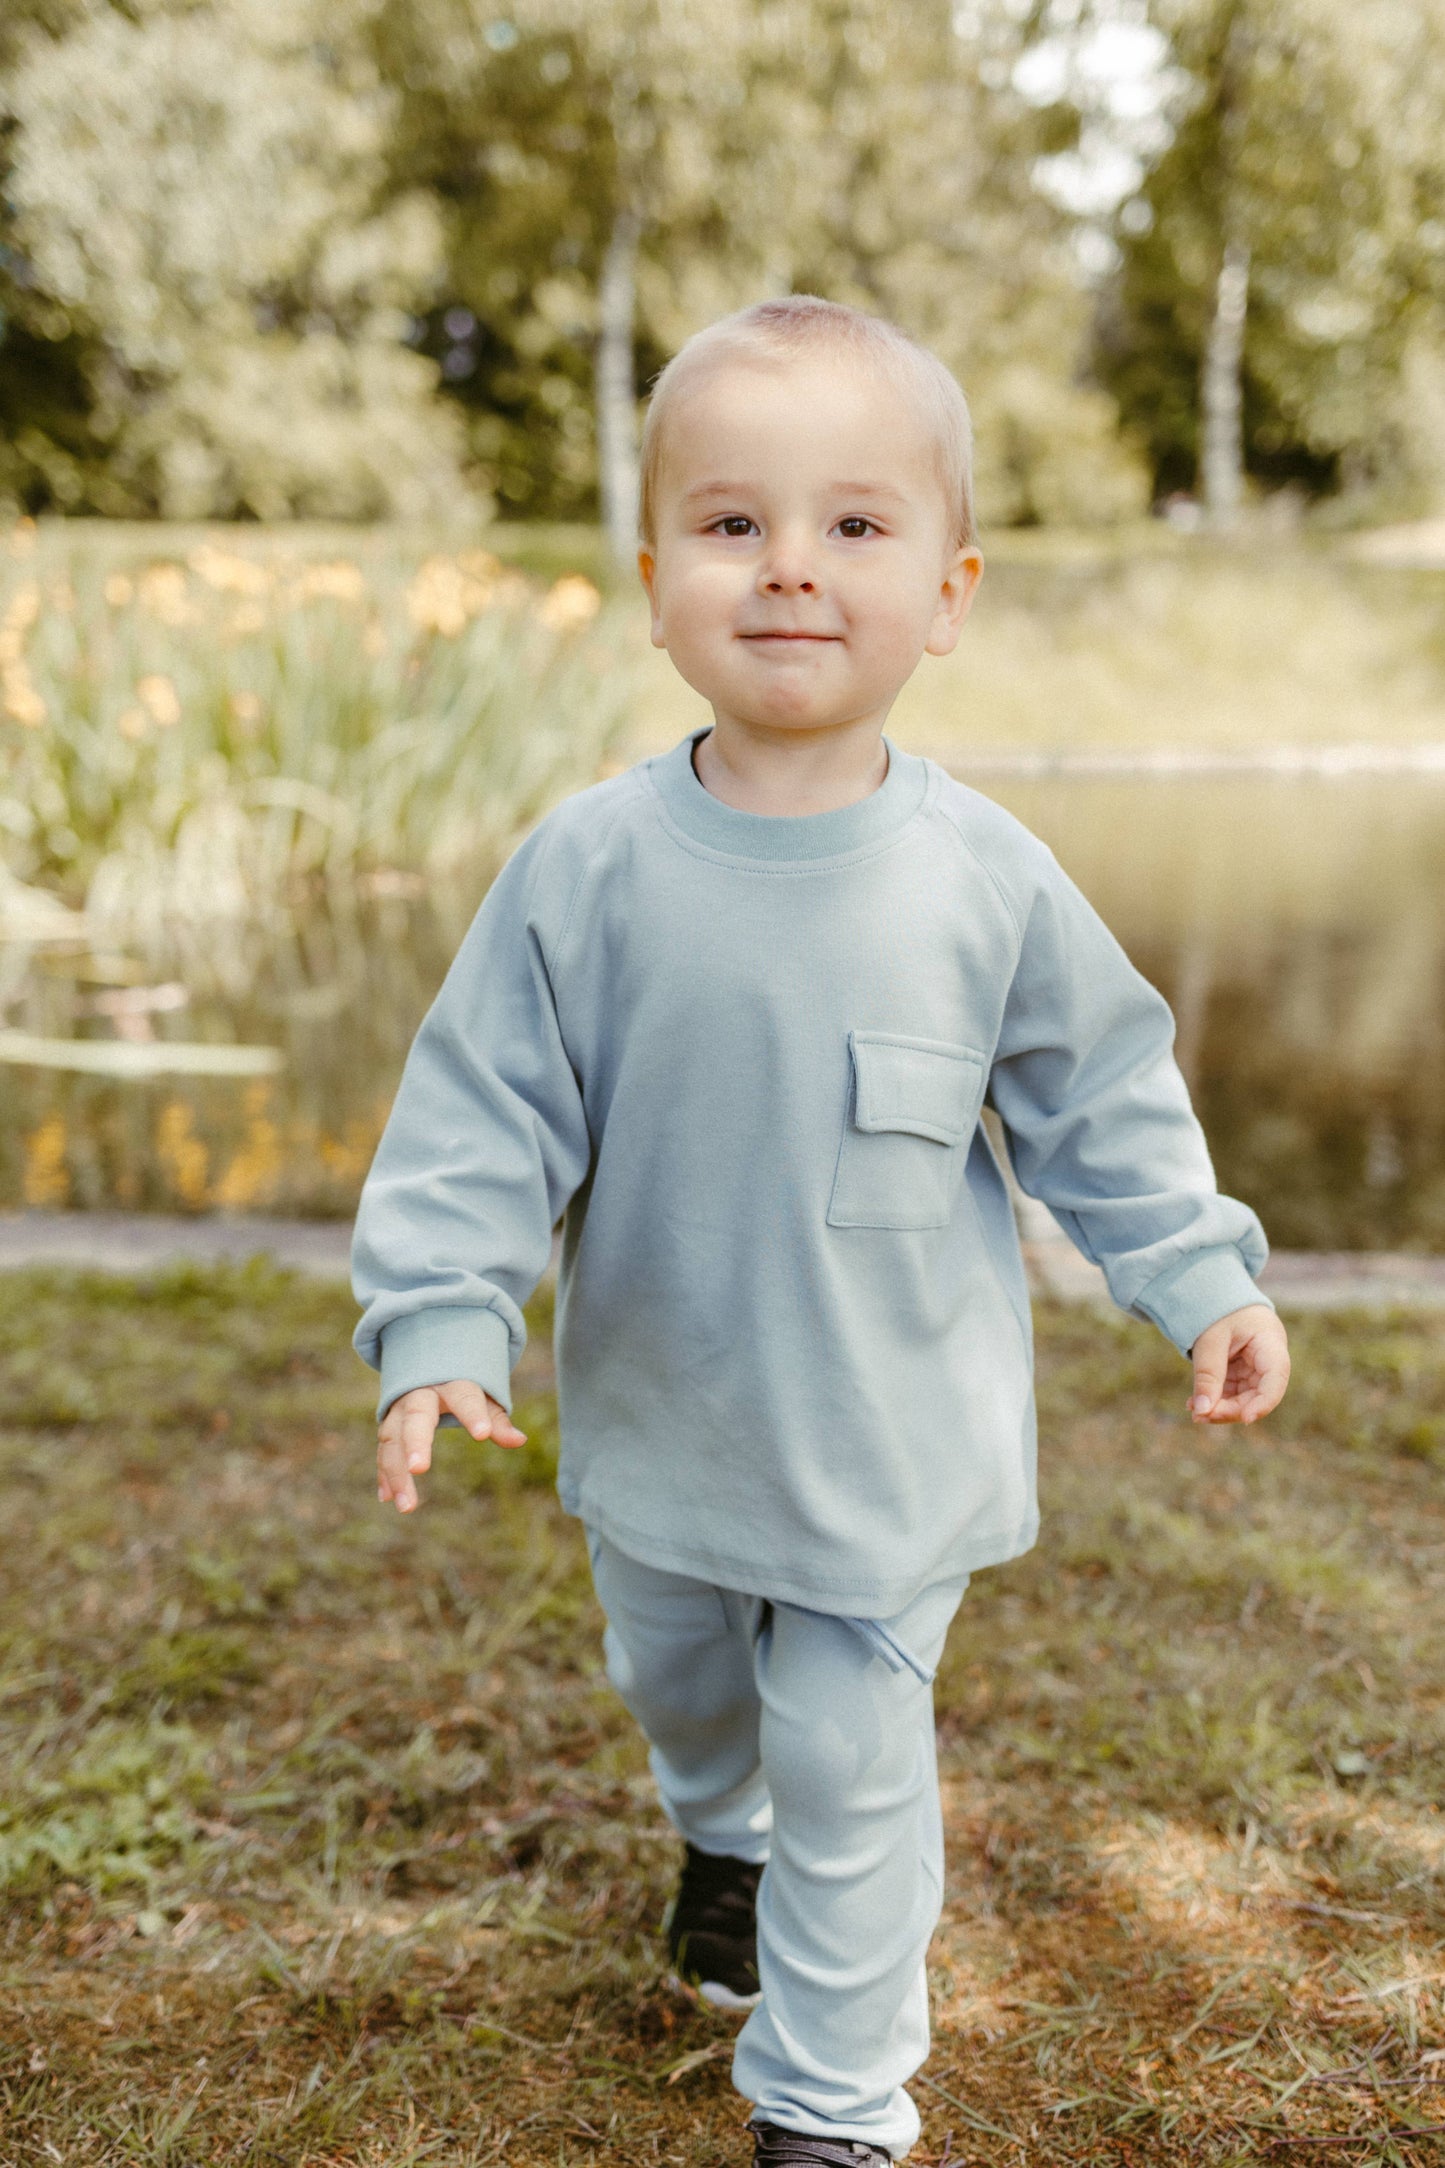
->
<box><xmin>352</xmin><ymin>296</ymin><xmax>1291</xmax><ymax>2165</ymax></box>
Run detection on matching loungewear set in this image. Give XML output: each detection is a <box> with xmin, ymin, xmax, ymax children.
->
<box><xmin>352</xmin><ymin>725</ymin><xmax>1272</xmax><ymax>2155</ymax></box>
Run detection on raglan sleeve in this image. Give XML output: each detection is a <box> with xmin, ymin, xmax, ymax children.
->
<box><xmin>350</xmin><ymin>819</ymin><xmax>594</xmax><ymax>1424</ymax></box>
<box><xmin>985</xmin><ymin>845</ymin><xmax>1271</xmax><ymax>1357</ymax></box>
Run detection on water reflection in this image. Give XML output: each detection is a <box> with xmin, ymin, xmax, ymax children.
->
<box><xmin>985</xmin><ymin>773</ymin><xmax>1445</xmax><ymax>1249</ymax></box>
<box><xmin>0</xmin><ymin>879</ymin><xmax>484</xmax><ymax>1216</ymax></box>
<box><xmin>3</xmin><ymin>773</ymin><xmax>1443</xmax><ymax>1249</ymax></box>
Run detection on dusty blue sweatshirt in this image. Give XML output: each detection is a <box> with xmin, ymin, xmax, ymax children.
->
<box><xmin>352</xmin><ymin>725</ymin><xmax>1270</xmax><ymax>1616</ymax></box>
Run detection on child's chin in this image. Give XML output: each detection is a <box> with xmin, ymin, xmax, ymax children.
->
<box><xmin>746</xmin><ymin>706</ymin><xmax>844</xmax><ymax>733</ymax></box>
<box><xmin>739</xmin><ymin>683</ymin><xmax>853</xmax><ymax>727</ymax></box>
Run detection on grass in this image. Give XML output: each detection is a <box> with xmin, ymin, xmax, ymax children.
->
<box><xmin>2</xmin><ymin>1268</ymin><xmax>1445</xmax><ymax>2163</ymax></box>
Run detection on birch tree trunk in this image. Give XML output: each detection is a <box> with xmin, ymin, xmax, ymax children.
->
<box><xmin>595</xmin><ymin>203</ymin><xmax>641</xmax><ymax>570</ymax></box>
<box><xmin>1200</xmin><ymin>235</ymin><xmax>1250</xmax><ymax>531</ymax></box>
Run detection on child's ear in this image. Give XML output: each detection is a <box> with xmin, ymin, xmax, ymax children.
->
<box><xmin>926</xmin><ymin>545</ymin><xmax>984</xmax><ymax>658</ymax></box>
<box><xmin>637</xmin><ymin>547</ymin><xmax>667</xmax><ymax>648</ymax></box>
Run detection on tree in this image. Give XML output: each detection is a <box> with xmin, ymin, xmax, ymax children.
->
<box><xmin>5</xmin><ymin>0</ymin><xmax>466</xmax><ymax>519</ymax></box>
<box><xmin>1099</xmin><ymin>0</ymin><xmax>1445</xmax><ymax>520</ymax></box>
<box><xmin>370</xmin><ymin>2</ymin><xmax>618</xmax><ymax>525</ymax></box>
<box><xmin>0</xmin><ymin>0</ymin><xmax>112</xmax><ymax>512</ymax></box>
<box><xmin>532</xmin><ymin>0</ymin><xmax>1150</xmax><ymax>534</ymax></box>
<box><xmin>516</xmin><ymin>0</ymin><xmax>761</xmax><ymax>565</ymax></box>
<box><xmin>376</xmin><ymin>0</ymin><xmax>766</xmax><ymax>558</ymax></box>
<box><xmin>700</xmin><ymin>0</ymin><xmax>1149</xmax><ymax>526</ymax></box>
<box><xmin>1</xmin><ymin>0</ymin><xmax>1159</xmax><ymax>529</ymax></box>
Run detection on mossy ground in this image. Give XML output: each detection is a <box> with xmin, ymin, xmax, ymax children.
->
<box><xmin>2</xmin><ymin>1265</ymin><xmax>1444</xmax><ymax>2164</ymax></box>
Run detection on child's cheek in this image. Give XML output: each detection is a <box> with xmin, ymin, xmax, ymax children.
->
<box><xmin>674</xmin><ymin>573</ymin><xmax>748</xmax><ymax>657</ymax></box>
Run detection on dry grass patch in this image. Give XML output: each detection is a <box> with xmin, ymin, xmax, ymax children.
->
<box><xmin>2</xmin><ymin>1267</ymin><xmax>1444</xmax><ymax>2163</ymax></box>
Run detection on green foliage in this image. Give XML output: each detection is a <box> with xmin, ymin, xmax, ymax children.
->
<box><xmin>1100</xmin><ymin>0</ymin><xmax>1445</xmax><ymax>513</ymax></box>
<box><xmin>3</xmin><ymin>0</ymin><xmax>1443</xmax><ymax>528</ymax></box>
<box><xmin>4</xmin><ymin>0</ymin><xmax>466</xmax><ymax>519</ymax></box>
<box><xmin>0</xmin><ymin>0</ymin><xmax>1161</xmax><ymax>529</ymax></box>
<box><xmin>373</xmin><ymin>8</ymin><xmax>619</xmax><ymax>521</ymax></box>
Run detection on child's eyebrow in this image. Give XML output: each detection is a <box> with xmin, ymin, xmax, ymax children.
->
<box><xmin>681</xmin><ymin>479</ymin><xmax>911</xmax><ymax>505</ymax></box>
<box><xmin>827</xmin><ymin>481</ymin><xmax>910</xmax><ymax>504</ymax></box>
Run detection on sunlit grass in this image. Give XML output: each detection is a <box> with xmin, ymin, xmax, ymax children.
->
<box><xmin>3</xmin><ymin>1268</ymin><xmax>1444</xmax><ymax>2161</ymax></box>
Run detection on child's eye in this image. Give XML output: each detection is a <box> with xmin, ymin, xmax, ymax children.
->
<box><xmin>835</xmin><ymin>517</ymin><xmax>877</xmax><ymax>539</ymax></box>
<box><xmin>712</xmin><ymin>516</ymin><xmax>756</xmax><ymax>538</ymax></box>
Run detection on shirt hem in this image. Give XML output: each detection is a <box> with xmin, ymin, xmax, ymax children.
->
<box><xmin>557</xmin><ymin>1477</ymin><xmax>1038</xmax><ymax>1616</ymax></box>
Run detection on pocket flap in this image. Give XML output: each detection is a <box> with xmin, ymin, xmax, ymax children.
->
<box><xmin>849</xmin><ymin>1031</ymin><xmax>985</xmax><ymax>1144</ymax></box>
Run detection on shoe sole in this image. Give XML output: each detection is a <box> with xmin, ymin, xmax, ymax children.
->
<box><xmin>667</xmin><ymin>1969</ymin><xmax>762</xmax><ymax>2013</ymax></box>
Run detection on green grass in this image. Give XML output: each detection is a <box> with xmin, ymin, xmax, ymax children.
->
<box><xmin>3</xmin><ymin>1272</ymin><xmax>1445</xmax><ymax>2164</ymax></box>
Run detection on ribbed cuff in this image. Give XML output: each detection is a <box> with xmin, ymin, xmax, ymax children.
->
<box><xmin>376</xmin><ymin>1305</ymin><xmax>515</xmax><ymax>1424</ymax></box>
<box><xmin>1131</xmin><ymin>1246</ymin><xmax>1274</xmax><ymax>1357</ymax></box>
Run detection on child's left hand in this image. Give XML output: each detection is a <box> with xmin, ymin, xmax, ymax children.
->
<box><xmin>1188</xmin><ymin>1303</ymin><xmax>1290</xmax><ymax>1425</ymax></box>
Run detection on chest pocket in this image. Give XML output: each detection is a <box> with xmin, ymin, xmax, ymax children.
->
<box><xmin>826</xmin><ymin>1029</ymin><xmax>987</xmax><ymax>1230</ymax></box>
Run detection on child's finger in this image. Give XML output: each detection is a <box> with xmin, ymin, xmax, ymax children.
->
<box><xmin>377</xmin><ymin>1432</ymin><xmax>419</xmax><ymax>1510</ymax></box>
<box><xmin>377</xmin><ymin>1390</ymin><xmax>439</xmax><ymax>1512</ymax></box>
<box><xmin>398</xmin><ymin>1401</ymin><xmax>437</xmax><ymax>1469</ymax></box>
<box><xmin>437</xmin><ymin>1379</ymin><xmax>528</xmax><ymax>1449</ymax></box>
<box><xmin>1234</xmin><ymin>1351</ymin><xmax>1291</xmax><ymax>1422</ymax></box>
<box><xmin>437</xmin><ymin>1378</ymin><xmax>499</xmax><ymax>1440</ymax></box>
<box><xmin>1200</xmin><ymin>1353</ymin><xmax>1290</xmax><ymax>1424</ymax></box>
<box><xmin>485</xmin><ymin>1394</ymin><xmax>528</xmax><ymax>1448</ymax></box>
<box><xmin>1188</xmin><ymin>1320</ymin><xmax>1231</xmax><ymax>1417</ymax></box>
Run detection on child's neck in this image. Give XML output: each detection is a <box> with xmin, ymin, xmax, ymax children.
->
<box><xmin>692</xmin><ymin>716</ymin><xmax>891</xmax><ymax>817</ymax></box>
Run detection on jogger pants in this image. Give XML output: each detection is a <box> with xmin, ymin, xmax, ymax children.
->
<box><xmin>584</xmin><ymin>1526</ymin><xmax>969</xmax><ymax>2156</ymax></box>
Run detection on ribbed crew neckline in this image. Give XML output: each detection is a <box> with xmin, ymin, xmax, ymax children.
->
<box><xmin>648</xmin><ymin>725</ymin><xmax>928</xmax><ymax>863</ymax></box>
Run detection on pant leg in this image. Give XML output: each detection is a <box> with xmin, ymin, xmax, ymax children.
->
<box><xmin>732</xmin><ymin>1574</ymin><xmax>969</xmax><ymax>2158</ymax></box>
<box><xmin>585</xmin><ymin>1522</ymin><xmax>968</xmax><ymax>2155</ymax></box>
<box><xmin>584</xmin><ymin>1525</ymin><xmax>773</xmax><ymax>1862</ymax></box>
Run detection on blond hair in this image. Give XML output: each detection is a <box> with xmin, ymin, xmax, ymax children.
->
<box><xmin>637</xmin><ymin>295</ymin><xmax>978</xmax><ymax>552</ymax></box>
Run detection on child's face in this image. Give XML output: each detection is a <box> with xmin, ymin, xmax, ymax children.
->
<box><xmin>638</xmin><ymin>353</ymin><xmax>983</xmax><ymax>741</ymax></box>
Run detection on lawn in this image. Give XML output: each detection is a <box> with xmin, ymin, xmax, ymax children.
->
<box><xmin>2</xmin><ymin>1265</ymin><xmax>1444</xmax><ymax>2165</ymax></box>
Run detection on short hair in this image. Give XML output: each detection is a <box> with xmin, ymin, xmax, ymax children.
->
<box><xmin>637</xmin><ymin>295</ymin><xmax>978</xmax><ymax>553</ymax></box>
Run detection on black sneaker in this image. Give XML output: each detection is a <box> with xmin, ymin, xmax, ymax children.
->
<box><xmin>665</xmin><ymin>1841</ymin><xmax>764</xmax><ymax>2010</ymax></box>
<box><xmin>750</xmin><ymin>2123</ymin><xmax>893</xmax><ymax>2168</ymax></box>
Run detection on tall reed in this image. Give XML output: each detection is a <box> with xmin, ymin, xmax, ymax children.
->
<box><xmin>0</xmin><ymin>520</ymin><xmax>634</xmax><ymax>991</ymax></box>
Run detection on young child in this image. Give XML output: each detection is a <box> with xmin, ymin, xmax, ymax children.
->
<box><xmin>352</xmin><ymin>296</ymin><xmax>1291</xmax><ymax>2167</ymax></box>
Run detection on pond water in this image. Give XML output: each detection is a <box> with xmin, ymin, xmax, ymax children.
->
<box><xmin>4</xmin><ymin>768</ymin><xmax>1444</xmax><ymax>1251</ymax></box>
<box><xmin>989</xmin><ymin>770</ymin><xmax>1445</xmax><ymax>1251</ymax></box>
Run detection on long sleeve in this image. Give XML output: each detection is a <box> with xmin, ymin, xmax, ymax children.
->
<box><xmin>986</xmin><ymin>848</ymin><xmax>1270</xmax><ymax>1356</ymax></box>
<box><xmin>351</xmin><ymin>822</ymin><xmax>594</xmax><ymax>1422</ymax></box>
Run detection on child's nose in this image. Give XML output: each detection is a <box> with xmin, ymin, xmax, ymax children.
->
<box><xmin>758</xmin><ymin>537</ymin><xmax>818</xmax><ymax>594</ymax></box>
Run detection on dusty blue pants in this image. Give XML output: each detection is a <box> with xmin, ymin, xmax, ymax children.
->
<box><xmin>584</xmin><ymin>1526</ymin><xmax>969</xmax><ymax>2157</ymax></box>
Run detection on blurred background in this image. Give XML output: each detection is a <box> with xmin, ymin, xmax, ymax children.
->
<box><xmin>3</xmin><ymin>0</ymin><xmax>1445</xmax><ymax>1248</ymax></box>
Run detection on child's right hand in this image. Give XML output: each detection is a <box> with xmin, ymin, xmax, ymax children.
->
<box><xmin>376</xmin><ymin>1380</ymin><xmax>527</xmax><ymax>1514</ymax></box>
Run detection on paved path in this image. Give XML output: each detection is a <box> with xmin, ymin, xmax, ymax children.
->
<box><xmin>1</xmin><ymin>1211</ymin><xmax>1443</xmax><ymax>1309</ymax></box>
<box><xmin>1023</xmin><ymin>1239</ymin><xmax>1445</xmax><ymax>1310</ymax></box>
<box><xmin>0</xmin><ymin>1211</ymin><xmax>359</xmax><ymax>1278</ymax></box>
